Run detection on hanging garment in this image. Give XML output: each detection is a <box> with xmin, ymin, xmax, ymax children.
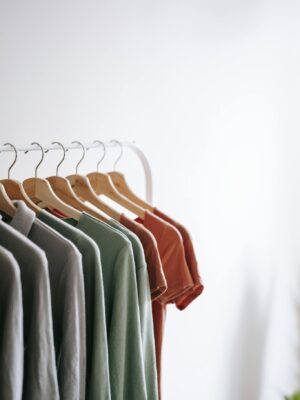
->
<box><xmin>38</xmin><ymin>210</ymin><xmax>111</xmax><ymax>400</ymax></box>
<box><xmin>153</xmin><ymin>208</ymin><xmax>204</xmax><ymax>309</ymax></box>
<box><xmin>120</xmin><ymin>214</ymin><xmax>167</xmax><ymax>301</ymax></box>
<box><xmin>64</xmin><ymin>213</ymin><xmax>148</xmax><ymax>400</ymax></box>
<box><xmin>136</xmin><ymin>211</ymin><xmax>194</xmax><ymax>304</ymax></box>
<box><xmin>0</xmin><ymin>246</ymin><xmax>23</xmax><ymax>400</ymax></box>
<box><xmin>135</xmin><ymin>210</ymin><xmax>194</xmax><ymax>399</ymax></box>
<box><xmin>0</xmin><ymin>141</ymin><xmax>200</xmax><ymax>400</ymax></box>
<box><xmin>0</xmin><ymin>218</ymin><xmax>59</xmax><ymax>400</ymax></box>
<box><xmin>5</xmin><ymin>201</ymin><xmax>86</xmax><ymax>400</ymax></box>
<box><xmin>151</xmin><ymin>301</ymin><xmax>165</xmax><ymax>400</ymax></box>
<box><xmin>110</xmin><ymin>219</ymin><xmax>159</xmax><ymax>400</ymax></box>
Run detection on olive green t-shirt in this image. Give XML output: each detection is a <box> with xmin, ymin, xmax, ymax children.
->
<box><xmin>110</xmin><ymin>219</ymin><xmax>158</xmax><ymax>400</ymax></box>
<box><xmin>65</xmin><ymin>213</ymin><xmax>147</xmax><ymax>400</ymax></box>
<box><xmin>38</xmin><ymin>210</ymin><xmax>110</xmax><ymax>400</ymax></box>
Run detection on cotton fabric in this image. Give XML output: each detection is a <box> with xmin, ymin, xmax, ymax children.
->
<box><xmin>120</xmin><ymin>214</ymin><xmax>167</xmax><ymax>300</ymax></box>
<box><xmin>0</xmin><ymin>219</ymin><xmax>59</xmax><ymax>400</ymax></box>
<box><xmin>7</xmin><ymin>201</ymin><xmax>86</xmax><ymax>400</ymax></box>
<box><xmin>65</xmin><ymin>213</ymin><xmax>147</xmax><ymax>400</ymax></box>
<box><xmin>153</xmin><ymin>208</ymin><xmax>204</xmax><ymax>309</ymax></box>
<box><xmin>110</xmin><ymin>219</ymin><xmax>158</xmax><ymax>400</ymax></box>
<box><xmin>136</xmin><ymin>211</ymin><xmax>194</xmax><ymax>305</ymax></box>
<box><xmin>38</xmin><ymin>210</ymin><xmax>110</xmax><ymax>400</ymax></box>
<box><xmin>0</xmin><ymin>246</ymin><xmax>23</xmax><ymax>400</ymax></box>
<box><xmin>136</xmin><ymin>210</ymin><xmax>194</xmax><ymax>399</ymax></box>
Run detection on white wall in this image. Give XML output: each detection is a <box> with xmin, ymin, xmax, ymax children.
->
<box><xmin>1</xmin><ymin>0</ymin><xmax>300</xmax><ymax>399</ymax></box>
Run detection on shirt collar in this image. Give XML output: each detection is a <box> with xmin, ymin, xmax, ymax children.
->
<box><xmin>10</xmin><ymin>200</ymin><xmax>35</xmax><ymax>236</ymax></box>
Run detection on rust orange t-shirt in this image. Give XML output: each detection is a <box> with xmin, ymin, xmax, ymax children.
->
<box><xmin>120</xmin><ymin>214</ymin><xmax>167</xmax><ymax>301</ymax></box>
<box><xmin>153</xmin><ymin>208</ymin><xmax>204</xmax><ymax>310</ymax></box>
<box><xmin>135</xmin><ymin>211</ymin><xmax>194</xmax><ymax>399</ymax></box>
<box><xmin>151</xmin><ymin>301</ymin><xmax>165</xmax><ymax>400</ymax></box>
<box><xmin>136</xmin><ymin>211</ymin><xmax>194</xmax><ymax>305</ymax></box>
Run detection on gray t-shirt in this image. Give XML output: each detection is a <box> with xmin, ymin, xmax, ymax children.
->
<box><xmin>38</xmin><ymin>210</ymin><xmax>110</xmax><ymax>400</ymax></box>
<box><xmin>110</xmin><ymin>219</ymin><xmax>158</xmax><ymax>400</ymax></box>
<box><xmin>0</xmin><ymin>245</ymin><xmax>23</xmax><ymax>400</ymax></box>
<box><xmin>6</xmin><ymin>201</ymin><xmax>86</xmax><ymax>400</ymax></box>
<box><xmin>0</xmin><ymin>220</ymin><xmax>59</xmax><ymax>400</ymax></box>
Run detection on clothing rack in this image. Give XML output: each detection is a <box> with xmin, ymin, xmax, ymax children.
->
<box><xmin>0</xmin><ymin>140</ymin><xmax>153</xmax><ymax>203</ymax></box>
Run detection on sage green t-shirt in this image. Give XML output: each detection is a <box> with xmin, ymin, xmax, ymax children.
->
<box><xmin>38</xmin><ymin>210</ymin><xmax>110</xmax><ymax>400</ymax></box>
<box><xmin>65</xmin><ymin>213</ymin><xmax>147</xmax><ymax>400</ymax></box>
<box><xmin>110</xmin><ymin>219</ymin><xmax>158</xmax><ymax>400</ymax></box>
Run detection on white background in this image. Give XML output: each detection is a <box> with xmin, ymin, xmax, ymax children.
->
<box><xmin>1</xmin><ymin>0</ymin><xmax>300</xmax><ymax>399</ymax></box>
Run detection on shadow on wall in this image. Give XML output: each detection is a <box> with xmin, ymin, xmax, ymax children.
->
<box><xmin>292</xmin><ymin>270</ymin><xmax>300</xmax><ymax>389</ymax></box>
<box><xmin>226</xmin><ymin>264</ymin><xmax>273</xmax><ymax>400</ymax></box>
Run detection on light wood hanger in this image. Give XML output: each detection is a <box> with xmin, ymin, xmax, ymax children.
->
<box><xmin>108</xmin><ymin>170</ymin><xmax>154</xmax><ymax>212</ymax></box>
<box><xmin>0</xmin><ymin>183</ymin><xmax>16</xmax><ymax>217</ymax></box>
<box><xmin>66</xmin><ymin>141</ymin><xmax>120</xmax><ymax>221</ymax></box>
<box><xmin>0</xmin><ymin>143</ymin><xmax>41</xmax><ymax>213</ymax></box>
<box><xmin>22</xmin><ymin>142</ymin><xmax>81</xmax><ymax>220</ymax></box>
<box><xmin>87</xmin><ymin>140</ymin><xmax>146</xmax><ymax>218</ymax></box>
<box><xmin>45</xmin><ymin>142</ymin><xmax>108</xmax><ymax>222</ymax></box>
<box><xmin>106</xmin><ymin>140</ymin><xmax>153</xmax><ymax>211</ymax></box>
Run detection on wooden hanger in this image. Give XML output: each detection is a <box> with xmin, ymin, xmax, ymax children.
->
<box><xmin>107</xmin><ymin>140</ymin><xmax>154</xmax><ymax>211</ymax></box>
<box><xmin>66</xmin><ymin>141</ymin><xmax>121</xmax><ymax>221</ymax></box>
<box><xmin>0</xmin><ymin>183</ymin><xmax>16</xmax><ymax>217</ymax></box>
<box><xmin>87</xmin><ymin>140</ymin><xmax>146</xmax><ymax>218</ymax></box>
<box><xmin>22</xmin><ymin>142</ymin><xmax>81</xmax><ymax>220</ymax></box>
<box><xmin>107</xmin><ymin>170</ymin><xmax>154</xmax><ymax>212</ymax></box>
<box><xmin>0</xmin><ymin>143</ymin><xmax>41</xmax><ymax>213</ymax></box>
<box><xmin>45</xmin><ymin>142</ymin><xmax>108</xmax><ymax>222</ymax></box>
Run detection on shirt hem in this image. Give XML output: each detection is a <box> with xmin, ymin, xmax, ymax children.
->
<box><xmin>175</xmin><ymin>283</ymin><xmax>204</xmax><ymax>310</ymax></box>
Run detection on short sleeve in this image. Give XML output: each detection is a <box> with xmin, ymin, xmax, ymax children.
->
<box><xmin>156</xmin><ymin>225</ymin><xmax>194</xmax><ymax>305</ymax></box>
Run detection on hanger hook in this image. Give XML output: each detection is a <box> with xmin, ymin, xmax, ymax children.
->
<box><xmin>109</xmin><ymin>140</ymin><xmax>123</xmax><ymax>171</ymax></box>
<box><xmin>93</xmin><ymin>140</ymin><xmax>106</xmax><ymax>171</ymax></box>
<box><xmin>3</xmin><ymin>143</ymin><xmax>18</xmax><ymax>179</ymax></box>
<box><xmin>72</xmin><ymin>141</ymin><xmax>86</xmax><ymax>174</ymax></box>
<box><xmin>24</xmin><ymin>142</ymin><xmax>45</xmax><ymax>178</ymax></box>
<box><xmin>45</xmin><ymin>141</ymin><xmax>67</xmax><ymax>176</ymax></box>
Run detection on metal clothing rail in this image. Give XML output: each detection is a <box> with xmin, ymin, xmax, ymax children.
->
<box><xmin>0</xmin><ymin>140</ymin><xmax>153</xmax><ymax>203</ymax></box>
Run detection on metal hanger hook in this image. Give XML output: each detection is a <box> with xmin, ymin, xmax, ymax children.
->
<box><xmin>72</xmin><ymin>141</ymin><xmax>86</xmax><ymax>174</ymax></box>
<box><xmin>93</xmin><ymin>140</ymin><xmax>106</xmax><ymax>171</ymax></box>
<box><xmin>45</xmin><ymin>141</ymin><xmax>68</xmax><ymax>176</ymax></box>
<box><xmin>3</xmin><ymin>143</ymin><xmax>18</xmax><ymax>179</ymax></box>
<box><xmin>109</xmin><ymin>140</ymin><xmax>123</xmax><ymax>171</ymax></box>
<box><xmin>24</xmin><ymin>142</ymin><xmax>45</xmax><ymax>178</ymax></box>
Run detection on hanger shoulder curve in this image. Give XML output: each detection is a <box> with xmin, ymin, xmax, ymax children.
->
<box><xmin>0</xmin><ymin>178</ymin><xmax>40</xmax><ymax>213</ymax></box>
<box><xmin>67</xmin><ymin>174</ymin><xmax>121</xmax><ymax>221</ymax></box>
<box><xmin>87</xmin><ymin>171</ymin><xmax>146</xmax><ymax>219</ymax></box>
<box><xmin>107</xmin><ymin>171</ymin><xmax>154</xmax><ymax>212</ymax></box>
<box><xmin>23</xmin><ymin>177</ymin><xmax>81</xmax><ymax>220</ymax></box>
<box><xmin>47</xmin><ymin>175</ymin><xmax>109</xmax><ymax>222</ymax></box>
<box><xmin>0</xmin><ymin>183</ymin><xmax>16</xmax><ymax>217</ymax></box>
